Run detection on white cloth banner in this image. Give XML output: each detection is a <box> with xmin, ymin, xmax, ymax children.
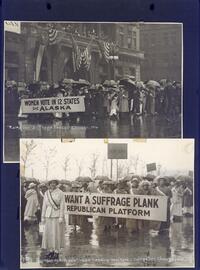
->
<box><xmin>4</xmin><ymin>21</ymin><xmax>21</xmax><ymax>34</ymax></box>
<box><xmin>21</xmin><ymin>96</ymin><xmax>85</xmax><ymax>114</ymax></box>
<box><xmin>65</xmin><ymin>192</ymin><xmax>168</xmax><ymax>221</ymax></box>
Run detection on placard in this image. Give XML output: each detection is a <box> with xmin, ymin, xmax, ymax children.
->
<box><xmin>21</xmin><ymin>96</ymin><xmax>85</xmax><ymax>113</ymax></box>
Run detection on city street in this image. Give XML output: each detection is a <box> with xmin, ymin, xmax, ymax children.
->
<box><xmin>21</xmin><ymin>216</ymin><xmax>194</xmax><ymax>268</ymax></box>
<box><xmin>5</xmin><ymin>114</ymin><xmax>181</xmax><ymax>161</ymax></box>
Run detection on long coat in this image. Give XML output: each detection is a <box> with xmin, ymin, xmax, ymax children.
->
<box><xmin>24</xmin><ymin>189</ymin><xmax>39</xmax><ymax>221</ymax></box>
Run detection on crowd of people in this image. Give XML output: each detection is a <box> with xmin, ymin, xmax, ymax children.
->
<box><xmin>21</xmin><ymin>173</ymin><xmax>193</xmax><ymax>263</ymax></box>
<box><xmin>5</xmin><ymin>76</ymin><xmax>181</xmax><ymax>125</ymax></box>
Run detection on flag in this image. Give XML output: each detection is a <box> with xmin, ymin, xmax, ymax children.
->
<box><xmin>97</xmin><ymin>40</ymin><xmax>111</xmax><ymax>63</ymax></box>
<box><xmin>70</xmin><ymin>34</ymin><xmax>80</xmax><ymax>72</ymax></box>
<box><xmin>78</xmin><ymin>47</ymin><xmax>91</xmax><ymax>71</ymax></box>
<box><xmin>48</xmin><ymin>26</ymin><xmax>58</xmax><ymax>45</ymax></box>
<box><xmin>71</xmin><ymin>34</ymin><xmax>91</xmax><ymax>72</ymax></box>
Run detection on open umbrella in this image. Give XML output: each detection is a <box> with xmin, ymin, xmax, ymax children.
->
<box><xmin>119</xmin><ymin>78</ymin><xmax>136</xmax><ymax>87</ymax></box>
<box><xmin>159</xmin><ymin>79</ymin><xmax>167</xmax><ymax>87</ymax></box>
<box><xmin>144</xmin><ymin>174</ymin><xmax>156</xmax><ymax>181</ymax></box>
<box><xmin>103</xmin><ymin>80</ymin><xmax>117</xmax><ymax>88</ymax></box>
<box><xmin>74</xmin><ymin>79</ymin><xmax>90</xmax><ymax>87</ymax></box>
<box><xmin>177</xmin><ymin>175</ymin><xmax>193</xmax><ymax>182</ymax></box>
<box><xmin>123</xmin><ymin>175</ymin><xmax>142</xmax><ymax>182</ymax></box>
<box><xmin>75</xmin><ymin>176</ymin><xmax>93</xmax><ymax>183</ymax></box>
<box><xmin>60</xmin><ymin>179</ymin><xmax>72</xmax><ymax>185</ymax></box>
<box><xmin>94</xmin><ymin>176</ymin><xmax>111</xmax><ymax>181</ymax></box>
<box><xmin>136</xmin><ymin>81</ymin><xmax>145</xmax><ymax>89</ymax></box>
<box><xmin>146</xmin><ymin>80</ymin><xmax>160</xmax><ymax>88</ymax></box>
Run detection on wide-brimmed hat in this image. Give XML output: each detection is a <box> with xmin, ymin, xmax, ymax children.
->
<box><xmin>71</xmin><ymin>182</ymin><xmax>82</xmax><ymax>188</ymax></box>
<box><xmin>29</xmin><ymin>182</ymin><xmax>36</xmax><ymax>189</ymax></box>
<box><xmin>140</xmin><ymin>180</ymin><xmax>150</xmax><ymax>187</ymax></box>
<box><xmin>48</xmin><ymin>179</ymin><xmax>59</xmax><ymax>185</ymax></box>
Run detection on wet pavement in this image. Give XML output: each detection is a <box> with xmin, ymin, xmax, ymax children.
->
<box><xmin>5</xmin><ymin>114</ymin><xmax>181</xmax><ymax>161</ymax></box>
<box><xmin>21</xmin><ymin>216</ymin><xmax>194</xmax><ymax>268</ymax></box>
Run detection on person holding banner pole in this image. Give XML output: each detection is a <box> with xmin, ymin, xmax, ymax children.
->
<box><xmin>156</xmin><ymin>177</ymin><xmax>172</xmax><ymax>232</ymax></box>
<box><xmin>126</xmin><ymin>178</ymin><xmax>139</xmax><ymax>234</ymax></box>
<box><xmin>95</xmin><ymin>181</ymin><xmax>115</xmax><ymax>232</ymax></box>
<box><xmin>41</xmin><ymin>180</ymin><xmax>65</xmax><ymax>261</ymax></box>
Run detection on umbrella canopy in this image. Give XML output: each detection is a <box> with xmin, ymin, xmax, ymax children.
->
<box><xmin>144</xmin><ymin>174</ymin><xmax>156</xmax><ymax>181</ymax></box>
<box><xmin>103</xmin><ymin>80</ymin><xmax>117</xmax><ymax>87</ymax></box>
<box><xmin>136</xmin><ymin>81</ymin><xmax>145</xmax><ymax>89</ymax></box>
<box><xmin>21</xmin><ymin>177</ymin><xmax>39</xmax><ymax>185</ymax></box>
<box><xmin>123</xmin><ymin>175</ymin><xmax>142</xmax><ymax>182</ymax></box>
<box><xmin>62</xmin><ymin>78</ymin><xmax>76</xmax><ymax>84</ymax></box>
<box><xmin>146</xmin><ymin>80</ymin><xmax>160</xmax><ymax>88</ymax></box>
<box><xmin>94</xmin><ymin>176</ymin><xmax>111</xmax><ymax>181</ymax></box>
<box><xmin>60</xmin><ymin>179</ymin><xmax>72</xmax><ymax>185</ymax></box>
<box><xmin>159</xmin><ymin>79</ymin><xmax>167</xmax><ymax>87</ymax></box>
<box><xmin>119</xmin><ymin>78</ymin><xmax>136</xmax><ymax>87</ymax></box>
<box><xmin>74</xmin><ymin>79</ymin><xmax>90</xmax><ymax>87</ymax></box>
<box><xmin>75</xmin><ymin>176</ymin><xmax>93</xmax><ymax>183</ymax></box>
<box><xmin>176</xmin><ymin>175</ymin><xmax>193</xmax><ymax>182</ymax></box>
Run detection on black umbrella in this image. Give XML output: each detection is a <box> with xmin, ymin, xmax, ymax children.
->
<box><xmin>75</xmin><ymin>176</ymin><xmax>93</xmax><ymax>183</ymax></box>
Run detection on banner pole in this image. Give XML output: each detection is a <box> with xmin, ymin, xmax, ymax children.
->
<box><xmin>110</xmin><ymin>159</ymin><xmax>113</xmax><ymax>179</ymax></box>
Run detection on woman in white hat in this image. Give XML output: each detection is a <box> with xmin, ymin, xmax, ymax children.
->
<box><xmin>41</xmin><ymin>179</ymin><xmax>65</xmax><ymax>261</ymax></box>
<box><xmin>24</xmin><ymin>182</ymin><xmax>40</xmax><ymax>223</ymax></box>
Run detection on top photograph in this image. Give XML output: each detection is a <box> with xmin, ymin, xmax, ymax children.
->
<box><xmin>4</xmin><ymin>21</ymin><xmax>182</xmax><ymax>162</ymax></box>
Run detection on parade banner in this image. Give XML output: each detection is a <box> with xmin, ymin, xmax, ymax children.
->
<box><xmin>4</xmin><ymin>21</ymin><xmax>21</xmax><ymax>34</ymax></box>
<box><xmin>21</xmin><ymin>96</ymin><xmax>85</xmax><ymax>113</ymax></box>
<box><xmin>146</xmin><ymin>162</ymin><xmax>157</xmax><ymax>172</ymax></box>
<box><xmin>65</xmin><ymin>192</ymin><xmax>167</xmax><ymax>221</ymax></box>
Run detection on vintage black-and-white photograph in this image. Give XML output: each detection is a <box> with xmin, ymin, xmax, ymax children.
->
<box><xmin>4</xmin><ymin>21</ymin><xmax>182</xmax><ymax>162</ymax></box>
<box><xmin>20</xmin><ymin>139</ymin><xmax>194</xmax><ymax>268</ymax></box>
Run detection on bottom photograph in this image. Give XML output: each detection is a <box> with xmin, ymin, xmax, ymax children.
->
<box><xmin>20</xmin><ymin>138</ymin><xmax>195</xmax><ymax>268</ymax></box>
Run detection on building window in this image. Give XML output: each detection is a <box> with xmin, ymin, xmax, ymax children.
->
<box><xmin>127</xmin><ymin>37</ymin><xmax>132</xmax><ymax>49</ymax></box>
<box><xmin>5</xmin><ymin>51</ymin><xmax>19</xmax><ymax>65</ymax></box>
<box><xmin>120</xmin><ymin>34</ymin><xmax>124</xmax><ymax>47</ymax></box>
<box><xmin>132</xmin><ymin>31</ymin><xmax>137</xmax><ymax>50</ymax></box>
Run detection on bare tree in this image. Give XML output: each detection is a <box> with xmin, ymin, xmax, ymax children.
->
<box><xmin>62</xmin><ymin>155</ymin><xmax>71</xmax><ymax>180</ymax></box>
<box><xmin>20</xmin><ymin>140</ymin><xmax>37</xmax><ymax>177</ymax></box>
<box><xmin>101</xmin><ymin>157</ymin><xmax>108</xmax><ymax>176</ymax></box>
<box><xmin>75</xmin><ymin>158</ymin><xmax>84</xmax><ymax>177</ymax></box>
<box><xmin>88</xmin><ymin>153</ymin><xmax>99</xmax><ymax>179</ymax></box>
<box><xmin>42</xmin><ymin>147</ymin><xmax>57</xmax><ymax>181</ymax></box>
<box><xmin>117</xmin><ymin>160</ymin><xmax>127</xmax><ymax>179</ymax></box>
<box><xmin>129</xmin><ymin>154</ymin><xmax>140</xmax><ymax>174</ymax></box>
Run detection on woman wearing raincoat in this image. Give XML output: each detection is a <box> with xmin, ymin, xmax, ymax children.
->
<box><xmin>24</xmin><ymin>183</ymin><xmax>40</xmax><ymax>223</ymax></box>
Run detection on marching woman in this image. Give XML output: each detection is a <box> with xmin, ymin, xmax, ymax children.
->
<box><xmin>24</xmin><ymin>183</ymin><xmax>40</xmax><ymax>224</ymax></box>
<box><xmin>41</xmin><ymin>180</ymin><xmax>65</xmax><ymax>261</ymax></box>
<box><xmin>126</xmin><ymin>178</ymin><xmax>140</xmax><ymax>234</ymax></box>
<box><xmin>155</xmin><ymin>177</ymin><xmax>172</xmax><ymax>232</ymax></box>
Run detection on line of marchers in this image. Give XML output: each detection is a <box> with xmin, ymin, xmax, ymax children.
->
<box><xmin>65</xmin><ymin>194</ymin><xmax>159</xmax><ymax>208</ymax></box>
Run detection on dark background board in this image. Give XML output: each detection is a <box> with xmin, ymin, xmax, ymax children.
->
<box><xmin>107</xmin><ymin>144</ymin><xmax>128</xmax><ymax>159</ymax></box>
<box><xmin>0</xmin><ymin>0</ymin><xmax>199</xmax><ymax>269</ymax></box>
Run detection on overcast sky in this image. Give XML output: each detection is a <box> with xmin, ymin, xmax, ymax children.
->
<box><xmin>20</xmin><ymin>139</ymin><xmax>194</xmax><ymax>181</ymax></box>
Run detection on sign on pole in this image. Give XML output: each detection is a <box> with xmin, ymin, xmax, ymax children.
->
<box><xmin>107</xmin><ymin>143</ymin><xmax>128</xmax><ymax>159</ymax></box>
<box><xmin>146</xmin><ymin>163</ymin><xmax>157</xmax><ymax>172</ymax></box>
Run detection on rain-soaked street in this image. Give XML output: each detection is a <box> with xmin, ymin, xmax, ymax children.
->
<box><xmin>5</xmin><ymin>114</ymin><xmax>181</xmax><ymax>161</ymax></box>
<box><xmin>21</xmin><ymin>215</ymin><xmax>193</xmax><ymax>268</ymax></box>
